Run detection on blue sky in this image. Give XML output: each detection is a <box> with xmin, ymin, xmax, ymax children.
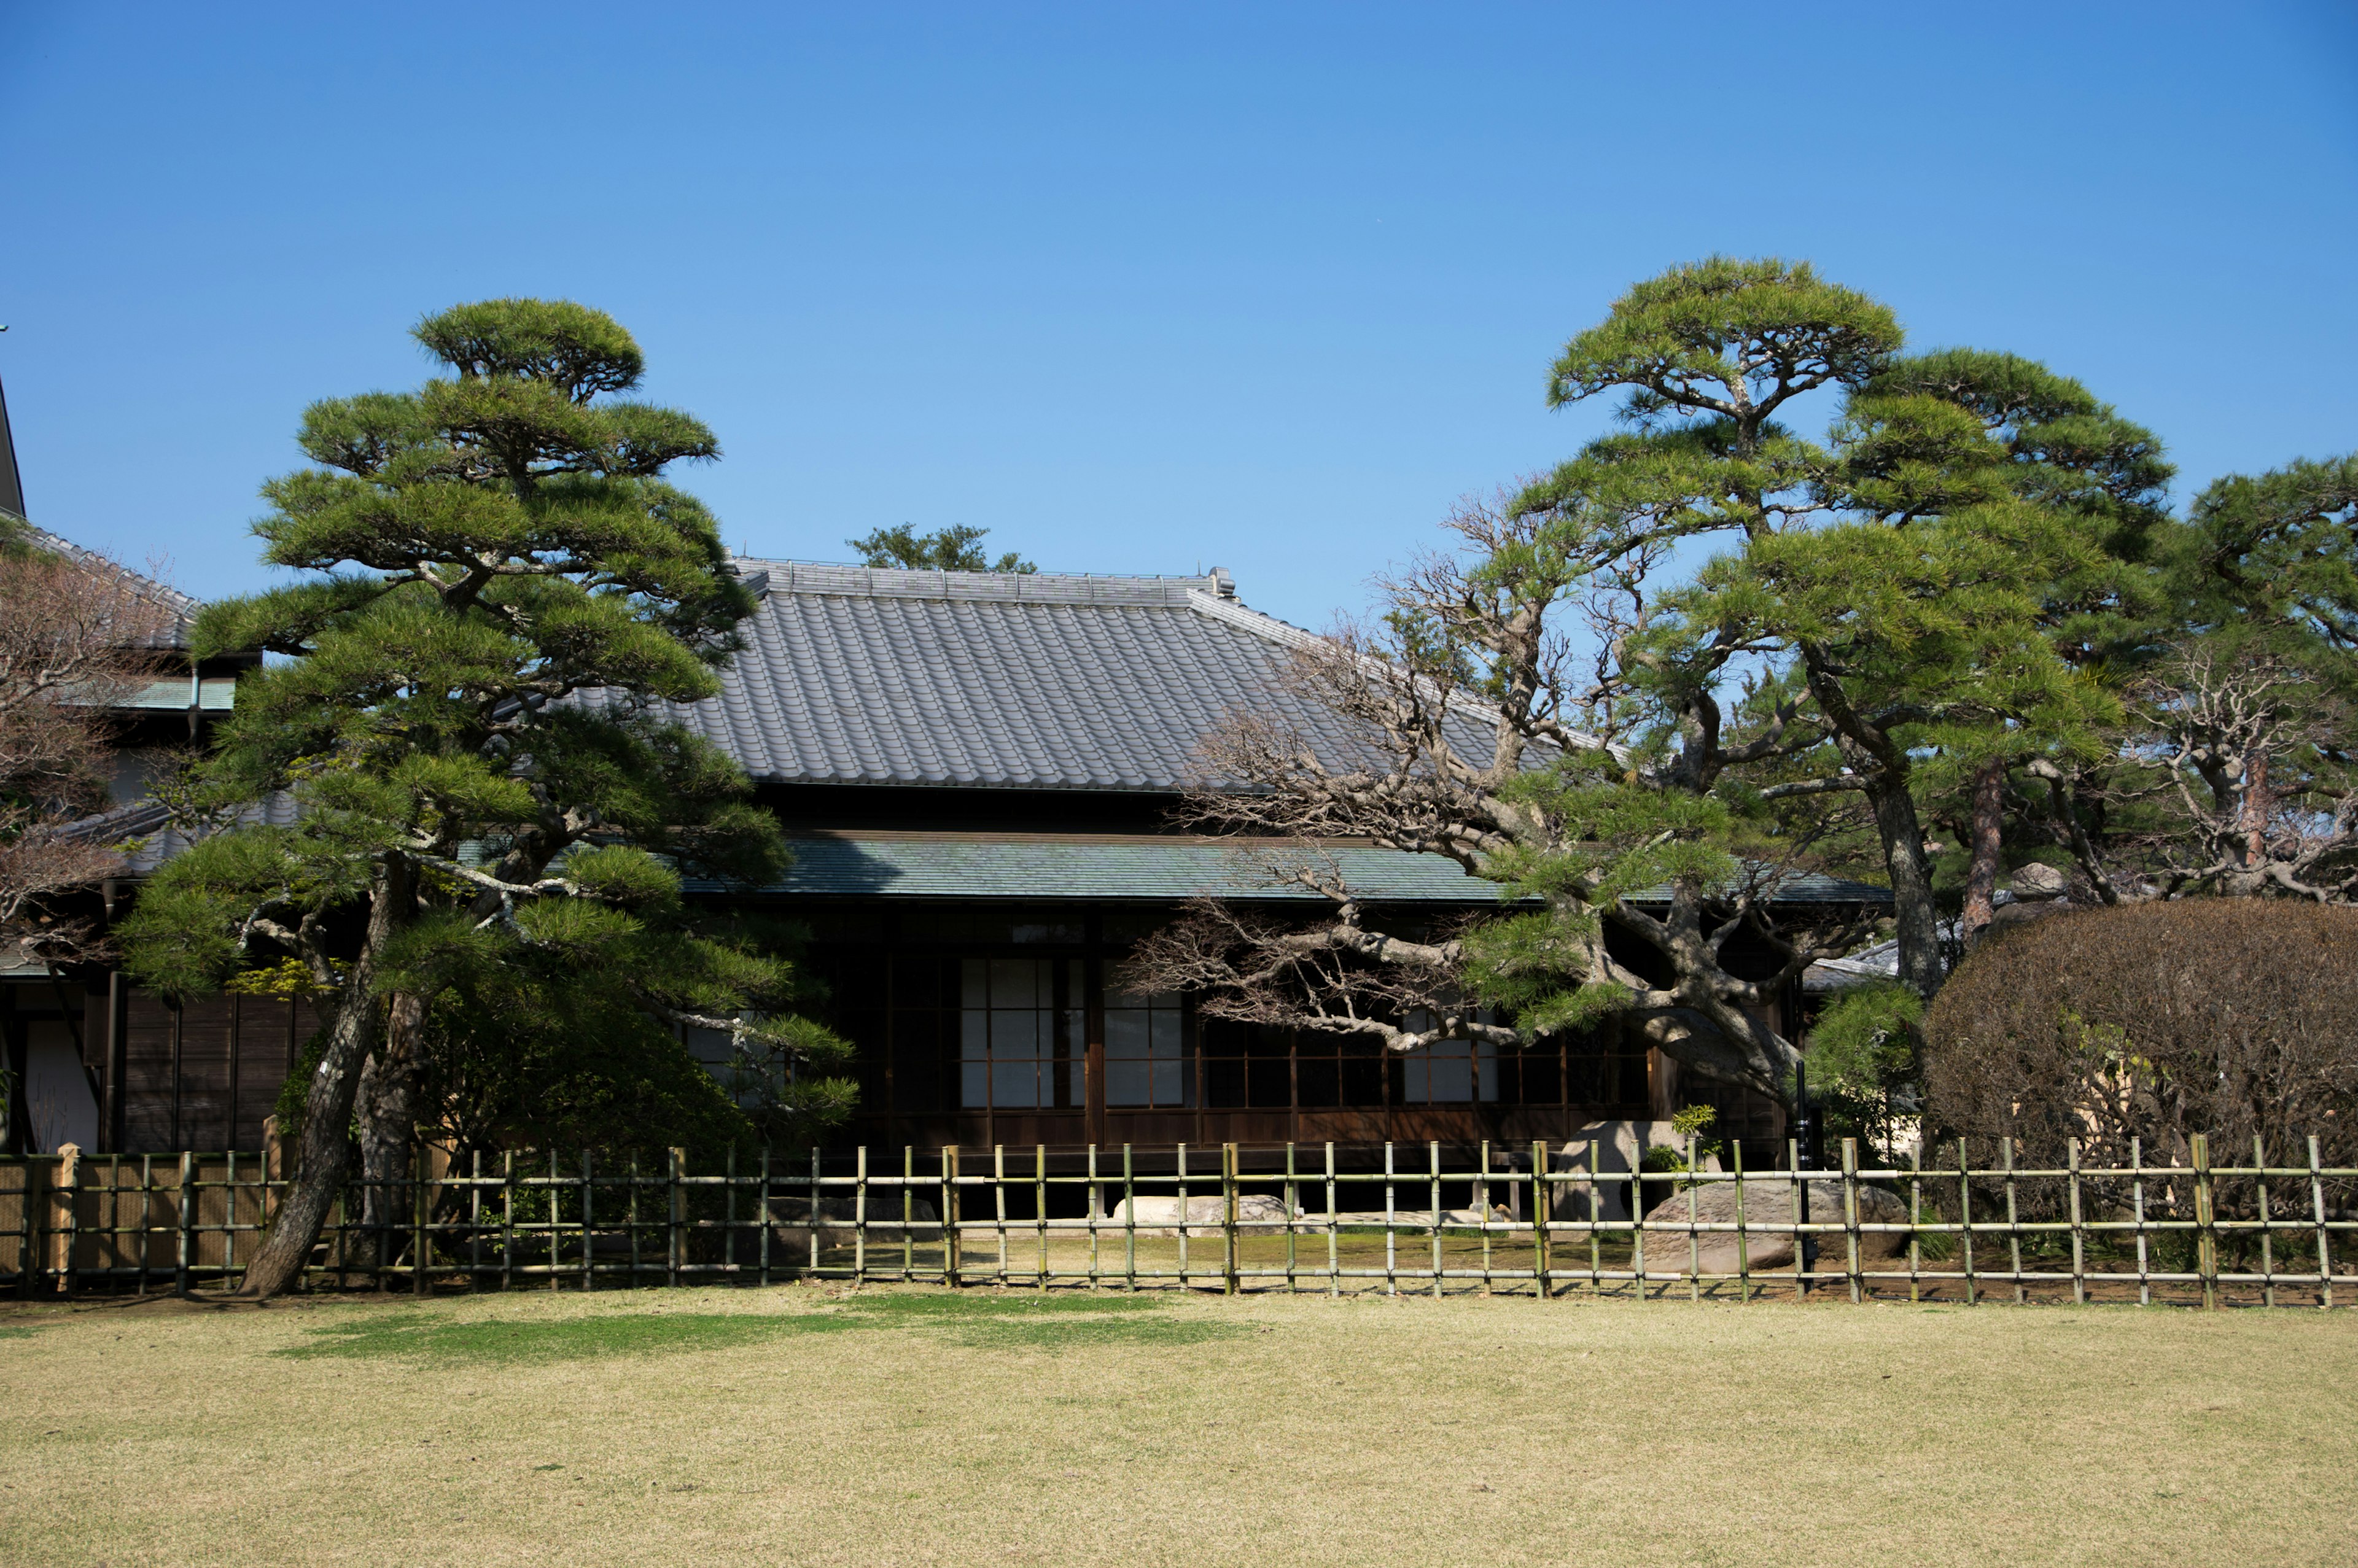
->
<box><xmin>3</xmin><ymin>4</ymin><xmax>2354</xmax><ymax>631</ymax></box>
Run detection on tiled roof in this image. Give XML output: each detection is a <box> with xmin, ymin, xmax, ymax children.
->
<box><xmin>645</xmin><ymin>559</ymin><xmax>1511</xmax><ymax>792</ymax></box>
<box><xmin>15</xmin><ymin>524</ymin><xmax>205</xmax><ymax>650</ymax></box>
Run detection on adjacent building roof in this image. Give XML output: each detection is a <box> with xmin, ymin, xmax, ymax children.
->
<box><xmin>650</xmin><ymin>559</ymin><xmax>1506</xmax><ymax>792</ymax></box>
<box><xmin>14</xmin><ymin>524</ymin><xmax>206</xmax><ymax>651</ymax></box>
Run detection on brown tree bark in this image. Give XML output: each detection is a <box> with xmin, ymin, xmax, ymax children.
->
<box><xmin>236</xmin><ymin>856</ymin><xmax>408</xmax><ymax>1299</ymax></box>
<box><xmin>2239</xmin><ymin>744</ymin><xmax>2271</xmax><ymax>869</ymax></box>
<box><xmin>1960</xmin><ymin>758</ymin><xmax>2005</xmax><ymax>945</ymax></box>
<box><xmin>1868</xmin><ymin>777</ymin><xmax>1948</xmax><ymax>998</ymax></box>
<box><xmin>352</xmin><ymin>991</ymin><xmax>427</xmax><ymax>1274</ymax></box>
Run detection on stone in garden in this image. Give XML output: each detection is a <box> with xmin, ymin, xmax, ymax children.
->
<box><xmin>1635</xmin><ymin>1178</ymin><xmax>1909</xmax><ymax>1277</ymax></box>
<box><xmin>1105</xmin><ymin>1193</ymin><xmax>1297</xmax><ymax>1235</ymax></box>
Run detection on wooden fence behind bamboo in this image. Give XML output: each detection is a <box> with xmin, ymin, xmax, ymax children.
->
<box><xmin>1</xmin><ymin>1136</ymin><xmax>2351</xmax><ymax>1308</ymax></box>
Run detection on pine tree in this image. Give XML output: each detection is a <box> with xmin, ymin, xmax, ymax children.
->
<box><xmin>121</xmin><ymin>300</ymin><xmax>852</xmax><ymax>1297</ymax></box>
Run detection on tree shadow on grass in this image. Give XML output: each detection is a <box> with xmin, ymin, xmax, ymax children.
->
<box><xmin>274</xmin><ymin>1290</ymin><xmax>1252</xmax><ymax>1364</ymax></box>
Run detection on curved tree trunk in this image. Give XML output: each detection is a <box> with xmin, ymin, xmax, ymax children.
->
<box><xmin>1867</xmin><ymin>777</ymin><xmax>1947</xmax><ymax>998</ymax></box>
<box><xmin>352</xmin><ymin>992</ymin><xmax>427</xmax><ymax>1275</ymax></box>
<box><xmin>237</xmin><ymin>856</ymin><xmax>407</xmax><ymax>1299</ymax></box>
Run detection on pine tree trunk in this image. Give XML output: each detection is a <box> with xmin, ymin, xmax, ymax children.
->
<box><xmin>1960</xmin><ymin>758</ymin><xmax>2005</xmax><ymax>945</ymax></box>
<box><xmin>2239</xmin><ymin>745</ymin><xmax>2270</xmax><ymax>868</ymax></box>
<box><xmin>1867</xmin><ymin>777</ymin><xmax>1947</xmax><ymax>998</ymax></box>
<box><xmin>236</xmin><ymin>856</ymin><xmax>407</xmax><ymax>1299</ymax></box>
<box><xmin>352</xmin><ymin>993</ymin><xmax>427</xmax><ymax>1273</ymax></box>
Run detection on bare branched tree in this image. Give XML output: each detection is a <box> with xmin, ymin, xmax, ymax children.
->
<box><xmin>1121</xmin><ymin>495</ymin><xmax>1874</xmax><ymax>1100</ymax></box>
<box><xmin>0</xmin><ymin>539</ymin><xmax>176</xmax><ymax>968</ymax></box>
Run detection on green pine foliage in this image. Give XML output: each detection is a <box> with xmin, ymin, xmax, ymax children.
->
<box><xmin>846</xmin><ymin>522</ymin><xmax>1036</xmax><ymax>574</ymax></box>
<box><xmin>120</xmin><ymin>298</ymin><xmax>854</xmax><ymax>1162</ymax></box>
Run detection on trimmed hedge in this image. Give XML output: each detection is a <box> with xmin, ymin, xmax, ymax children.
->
<box><xmin>1924</xmin><ymin>900</ymin><xmax>2358</xmax><ymax>1179</ymax></box>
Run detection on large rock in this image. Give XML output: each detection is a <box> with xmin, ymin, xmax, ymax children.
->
<box><xmin>1106</xmin><ymin>1193</ymin><xmax>1297</xmax><ymax>1236</ymax></box>
<box><xmin>1635</xmin><ymin>1178</ymin><xmax>1909</xmax><ymax>1277</ymax></box>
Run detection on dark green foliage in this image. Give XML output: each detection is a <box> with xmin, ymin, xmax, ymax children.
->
<box><xmin>846</xmin><ymin>523</ymin><xmax>1035</xmax><ymax>574</ymax></box>
<box><xmin>1923</xmin><ymin>901</ymin><xmax>2358</xmax><ymax>1184</ymax></box>
<box><xmin>120</xmin><ymin>298</ymin><xmax>854</xmax><ymax>1170</ymax></box>
<box><xmin>1804</xmin><ymin>982</ymin><xmax>1923</xmax><ymax>1161</ymax></box>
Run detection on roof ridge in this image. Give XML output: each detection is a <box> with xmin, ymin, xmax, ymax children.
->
<box><xmin>733</xmin><ymin>557</ymin><xmax>1224</xmax><ymax>607</ymax></box>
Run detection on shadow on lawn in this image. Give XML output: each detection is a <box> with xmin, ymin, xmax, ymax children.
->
<box><xmin>276</xmin><ymin>1290</ymin><xmax>1248</xmax><ymax>1365</ymax></box>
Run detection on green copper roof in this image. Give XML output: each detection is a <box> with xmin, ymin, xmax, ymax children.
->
<box><xmin>721</xmin><ymin>833</ymin><xmax>1891</xmax><ymax>907</ymax></box>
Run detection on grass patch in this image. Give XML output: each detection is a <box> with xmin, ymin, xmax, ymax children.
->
<box><xmin>278</xmin><ymin>1308</ymin><xmax>861</xmax><ymax>1364</ymax></box>
<box><xmin>0</xmin><ymin>1325</ymin><xmax>39</xmax><ymax>1340</ymax></box>
<box><xmin>275</xmin><ymin>1288</ymin><xmax>1238</xmax><ymax>1364</ymax></box>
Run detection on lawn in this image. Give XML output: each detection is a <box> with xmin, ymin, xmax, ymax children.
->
<box><xmin>1</xmin><ymin>1284</ymin><xmax>2351</xmax><ymax>1567</ymax></box>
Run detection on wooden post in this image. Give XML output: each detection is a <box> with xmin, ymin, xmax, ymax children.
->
<box><xmin>1222</xmin><ymin>1142</ymin><xmax>1239</xmax><ymax>1297</ymax></box>
<box><xmin>501</xmin><ymin>1151</ymin><xmax>515</xmax><ymax>1293</ymax></box>
<box><xmin>1175</xmin><ymin>1143</ymin><xmax>1191</xmax><ymax>1289</ymax></box>
<box><xmin>579</xmin><ymin>1151</ymin><xmax>594</xmax><ymax>1293</ymax></box>
<box><xmin>2130</xmin><ymin>1137</ymin><xmax>2149</xmax><ymax>1308</ymax></box>
<box><xmin>992</xmin><ymin>1144</ymin><xmax>1008</xmax><ymax>1287</ymax></box>
<box><xmin>1427</xmin><ymin>1140</ymin><xmax>1442</xmax><ymax>1301</ymax></box>
<box><xmin>55</xmin><ymin>1144</ymin><xmax>81</xmax><ymax>1297</ymax></box>
<box><xmin>1476</xmin><ymin>1141</ymin><xmax>1493</xmax><ymax>1297</ymax></box>
<box><xmin>2193</xmin><ymin>1133</ymin><xmax>2217</xmax><ymax>1311</ymax></box>
<box><xmin>1685</xmin><ymin>1133</ymin><xmax>1702</xmax><ymax>1303</ymax></box>
<box><xmin>1122</xmin><ymin>1143</ymin><xmax>1137</xmax><ymax>1292</ymax></box>
<box><xmin>1530</xmin><ymin>1140</ymin><xmax>1551</xmax><ymax>1301</ymax></box>
<box><xmin>941</xmin><ymin>1146</ymin><xmax>961</xmax><ymax>1288</ymax></box>
<box><xmin>1320</xmin><ymin>1136</ymin><xmax>1339</xmax><ymax>1292</ymax></box>
<box><xmin>1907</xmin><ymin>1144</ymin><xmax>1923</xmax><ymax>1305</ymax></box>
<box><xmin>2001</xmin><ymin>1137</ymin><xmax>2024</xmax><ymax>1304</ymax></box>
<box><xmin>1789</xmin><ymin>1140</ymin><xmax>1805</xmax><ymax>1303</ymax></box>
<box><xmin>668</xmin><ymin>1146</ymin><xmax>686</xmax><ymax>1288</ymax></box>
<box><xmin>1036</xmin><ymin>1144</ymin><xmax>1050</xmax><ymax>1292</ymax></box>
<box><xmin>1956</xmin><ymin>1141</ymin><xmax>1977</xmax><ymax>1307</ymax></box>
<box><xmin>2311</xmin><ymin>1135</ymin><xmax>2333</xmax><ymax>1310</ymax></box>
<box><xmin>2252</xmin><ymin>1134</ymin><xmax>2274</xmax><ymax>1309</ymax></box>
<box><xmin>1284</xmin><ymin>1143</ymin><xmax>1299</xmax><ymax>1294</ymax></box>
<box><xmin>1086</xmin><ymin>1144</ymin><xmax>1101</xmax><ymax>1289</ymax></box>
<box><xmin>1733</xmin><ymin>1138</ymin><xmax>1751</xmax><ymax>1305</ymax></box>
<box><xmin>467</xmin><ymin>1149</ymin><xmax>483</xmax><ymax>1293</ymax></box>
<box><xmin>809</xmin><ymin>1144</ymin><xmax>822</xmax><ymax>1285</ymax></box>
<box><xmin>760</xmin><ymin>1144</ymin><xmax>775</xmax><ymax>1288</ymax></box>
<box><xmin>2068</xmin><ymin>1139</ymin><xmax>2086</xmax><ymax>1306</ymax></box>
<box><xmin>138</xmin><ymin>1154</ymin><xmax>155</xmax><ymax>1295</ymax></box>
<box><xmin>1841</xmin><ymin>1138</ymin><xmax>1863</xmax><ymax>1304</ymax></box>
<box><xmin>414</xmin><ymin>1142</ymin><xmax>431</xmax><ymax>1297</ymax></box>
<box><xmin>1382</xmin><ymin>1141</ymin><xmax>1397</xmax><ymax>1297</ymax></box>
<box><xmin>176</xmin><ymin>1151</ymin><xmax>195</xmax><ymax>1297</ymax></box>
<box><xmin>724</xmin><ymin>1143</ymin><xmax>739</xmax><ymax>1284</ymax></box>
<box><xmin>854</xmin><ymin>1145</ymin><xmax>868</xmax><ymax>1286</ymax></box>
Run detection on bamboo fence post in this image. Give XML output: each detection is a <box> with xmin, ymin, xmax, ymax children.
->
<box><xmin>854</xmin><ymin>1146</ymin><xmax>868</xmax><ymax>1286</ymax></box>
<box><xmin>1956</xmin><ymin>1141</ymin><xmax>1977</xmax><ymax>1307</ymax></box>
<box><xmin>1036</xmin><ymin>1144</ymin><xmax>1050</xmax><ymax>1292</ymax></box>
<box><xmin>1842</xmin><ymin>1138</ymin><xmax>1863</xmax><ymax>1305</ymax></box>
<box><xmin>626</xmin><ymin>1151</ymin><xmax>642</xmax><ymax>1287</ymax></box>
<box><xmin>1284</xmin><ymin>1142</ymin><xmax>1299</xmax><ymax>1294</ymax></box>
<box><xmin>941</xmin><ymin>1146</ymin><xmax>960</xmax><ymax>1288</ymax></box>
<box><xmin>1528</xmin><ymin>1139</ymin><xmax>1551</xmax><ymax>1301</ymax></box>
<box><xmin>2068</xmin><ymin>1139</ymin><xmax>2086</xmax><ymax>1306</ymax></box>
<box><xmin>667</xmin><ymin>1147</ymin><xmax>685</xmax><ymax>1288</ymax></box>
<box><xmin>2131</xmin><ymin>1137</ymin><xmax>2150</xmax><ymax>1307</ymax></box>
<box><xmin>1733</xmin><ymin>1139</ymin><xmax>1750</xmax><ymax>1305</ymax></box>
<box><xmin>1786</xmin><ymin>1140</ymin><xmax>1805</xmax><ymax>1303</ymax></box>
<box><xmin>1320</xmin><ymin>1136</ymin><xmax>1339</xmax><ymax>1292</ymax></box>
<box><xmin>59</xmin><ymin>1147</ymin><xmax>80</xmax><ymax>1298</ymax></box>
<box><xmin>2193</xmin><ymin>1134</ymin><xmax>2217</xmax><ymax>1310</ymax></box>
<box><xmin>1907</xmin><ymin>1144</ymin><xmax>1924</xmax><ymax>1304</ymax></box>
<box><xmin>467</xmin><ymin>1150</ymin><xmax>483</xmax><ymax>1293</ymax></box>
<box><xmin>1382</xmin><ymin>1141</ymin><xmax>1397</xmax><ymax>1297</ymax></box>
<box><xmin>1428</xmin><ymin>1140</ymin><xmax>1443</xmax><ymax>1300</ymax></box>
<box><xmin>1477</xmin><ymin>1141</ymin><xmax>1493</xmax><ymax>1297</ymax></box>
<box><xmin>579</xmin><ymin>1151</ymin><xmax>594</xmax><ymax>1293</ymax></box>
<box><xmin>809</xmin><ymin>1144</ymin><xmax>823</xmax><ymax>1285</ymax></box>
<box><xmin>1685</xmin><ymin>1133</ymin><xmax>1702</xmax><ymax>1304</ymax></box>
<box><xmin>2001</xmin><ymin>1137</ymin><xmax>2024</xmax><ymax>1304</ymax></box>
<box><xmin>990</xmin><ymin>1144</ymin><xmax>1008</xmax><ymax>1286</ymax></box>
<box><xmin>902</xmin><ymin>1145</ymin><xmax>916</xmax><ymax>1284</ymax></box>
<box><xmin>546</xmin><ymin>1149</ymin><xmax>560</xmax><ymax>1292</ymax></box>
<box><xmin>175</xmin><ymin>1151</ymin><xmax>195</xmax><ymax>1297</ymax></box>
<box><xmin>1633</xmin><ymin>1143</ymin><xmax>1650</xmax><ymax>1303</ymax></box>
<box><xmin>1123</xmin><ymin>1143</ymin><xmax>1137</xmax><ymax>1292</ymax></box>
<box><xmin>1222</xmin><ymin>1143</ymin><xmax>1239</xmax><ymax>1297</ymax></box>
<box><xmin>411</xmin><ymin>1141</ymin><xmax>429</xmax><ymax>1297</ymax></box>
<box><xmin>138</xmin><ymin>1154</ymin><xmax>154</xmax><ymax>1294</ymax></box>
<box><xmin>1583</xmin><ymin>1138</ymin><xmax>1601</xmax><ymax>1299</ymax></box>
<box><xmin>2253</xmin><ymin>1134</ymin><xmax>2274</xmax><ymax>1308</ymax></box>
<box><xmin>723</xmin><ymin>1143</ymin><xmax>739</xmax><ymax>1284</ymax></box>
<box><xmin>1176</xmin><ymin>1143</ymin><xmax>1191</xmax><ymax>1289</ymax></box>
<box><xmin>1086</xmin><ymin>1144</ymin><xmax>1101</xmax><ymax>1290</ymax></box>
<box><xmin>2310</xmin><ymin>1135</ymin><xmax>2332</xmax><ymax>1309</ymax></box>
<box><xmin>501</xmin><ymin>1151</ymin><xmax>515</xmax><ymax>1293</ymax></box>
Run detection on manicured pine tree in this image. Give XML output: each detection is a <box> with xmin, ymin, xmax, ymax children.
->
<box><xmin>122</xmin><ymin>300</ymin><xmax>852</xmax><ymax>1297</ymax></box>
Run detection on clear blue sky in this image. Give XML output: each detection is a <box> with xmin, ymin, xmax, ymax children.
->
<box><xmin>4</xmin><ymin>4</ymin><xmax>2354</xmax><ymax>631</ymax></box>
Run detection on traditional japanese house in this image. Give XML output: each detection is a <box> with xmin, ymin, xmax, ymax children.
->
<box><xmin>657</xmin><ymin>559</ymin><xmax>1888</xmax><ymax>1168</ymax></box>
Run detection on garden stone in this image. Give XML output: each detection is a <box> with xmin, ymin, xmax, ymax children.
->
<box><xmin>1635</xmin><ymin>1178</ymin><xmax>1909</xmax><ymax>1276</ymax></box>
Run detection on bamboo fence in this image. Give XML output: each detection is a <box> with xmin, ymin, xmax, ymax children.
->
<box><xmin>0</xmin><ymin>1135</ymin><xmax>2350</xmax><ymax>1308</ymax></box>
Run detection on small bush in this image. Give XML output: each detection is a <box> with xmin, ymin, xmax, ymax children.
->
<box><xmin>1923</xmin><ymin>900</ymin><xmax>2358</xmax><ymax>1211</ymax></box>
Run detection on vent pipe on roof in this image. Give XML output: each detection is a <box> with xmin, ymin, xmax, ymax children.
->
<box><xmin>1208</xmin><ymin>566</ymin><xmax>1235</xmax><ymax>599</ymax></box>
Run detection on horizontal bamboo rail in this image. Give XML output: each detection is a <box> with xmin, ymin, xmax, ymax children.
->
<box><xmin>0</xmin><ymin>1135</ymin><xmax>2349</xmax><ymax>1308</ymax></box>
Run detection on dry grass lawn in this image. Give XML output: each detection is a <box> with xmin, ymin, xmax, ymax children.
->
<box><xmin>0</xmin><ymin>1284</ymin><xmax>2351</xmax><ymax>1566</ymax></box>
